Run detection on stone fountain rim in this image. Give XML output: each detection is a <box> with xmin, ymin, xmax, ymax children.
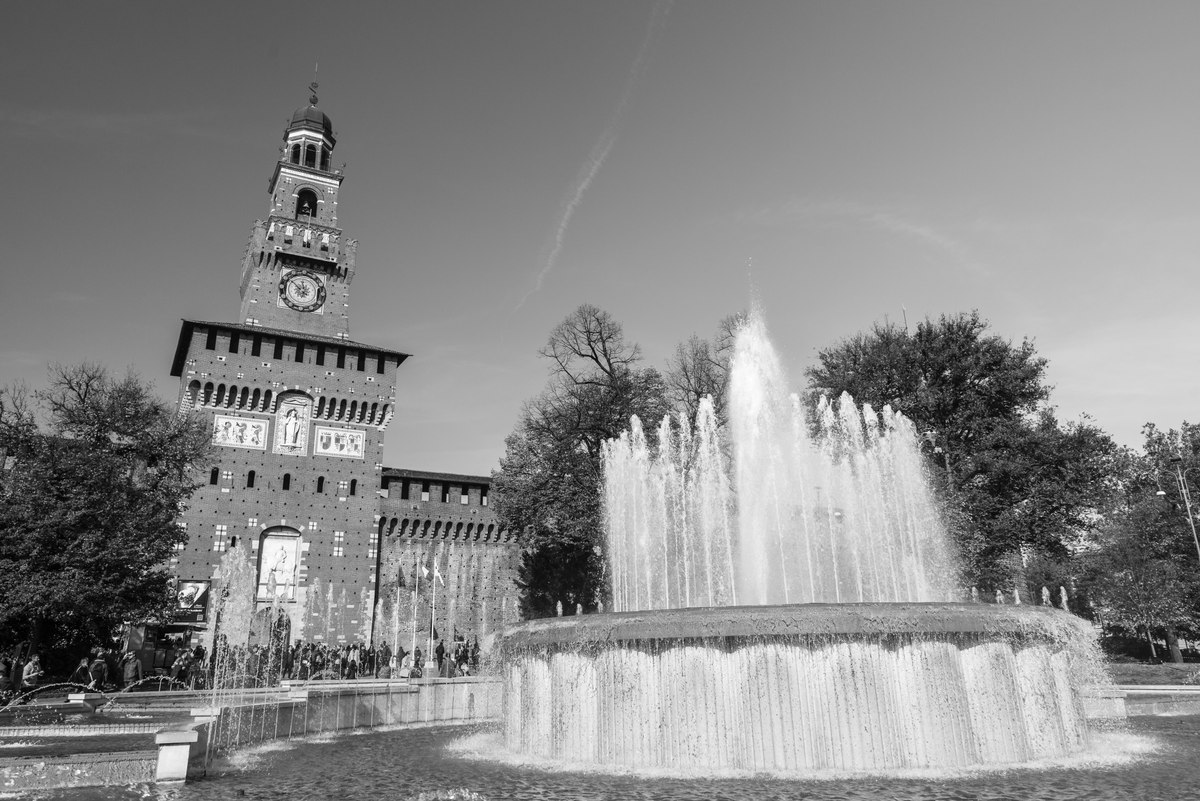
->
<box><xmin>494</xmin><ymin>602</ymin><xmax>1087</xmax><ymax>652</ymax></box>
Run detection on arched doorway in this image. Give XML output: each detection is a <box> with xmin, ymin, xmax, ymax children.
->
<box><xmin>257</xmin><ymin>526</ymin><xmax>301</xmax><ymax>602</ymax></box>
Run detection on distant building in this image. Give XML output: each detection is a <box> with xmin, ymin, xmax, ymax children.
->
<box><xmin>167</xmin><ymin>88</ymin><xmax>519</xmax><ymax>648</ymax></box>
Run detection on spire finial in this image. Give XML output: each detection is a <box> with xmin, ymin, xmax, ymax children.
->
<box><xmin>309</xmin><ymin>80</ymin><xmax>319</xmax><ymax>106</ymax></box>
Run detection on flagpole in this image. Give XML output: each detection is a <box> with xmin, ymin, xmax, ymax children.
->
<box><xmin>429</xmin><ymin>565</ymin><xmax>437</xmax><ymax>670</ymax></box>
<box><xmin>392</xmin><ymin>585</ymin><xmax>400</xmax><ymax>660</ymax></box>
<box><xmin>411</xmin><ymin>565</ymin><xmax>420</xmax><ymax>674</ymax></box>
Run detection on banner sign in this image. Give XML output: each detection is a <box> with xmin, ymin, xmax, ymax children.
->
<box><xmin>175</xmin><ymin>580</ymin><xmax>211</xmax><ymax>623</ymax></box>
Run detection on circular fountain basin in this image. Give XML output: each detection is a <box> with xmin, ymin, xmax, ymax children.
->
<box><xmin>496</xmin><ymin>603</ymin><xmax>1095</xmax><ymax>773</ymax></box>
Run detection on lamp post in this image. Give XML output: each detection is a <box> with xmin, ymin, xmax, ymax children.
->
<box><xmin>1156</xmin><ymin>457</ymin><xmax>1200</xmax><ymax>565</ymax></box>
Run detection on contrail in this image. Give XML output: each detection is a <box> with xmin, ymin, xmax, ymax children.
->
<box><xmin>518</xmin><ymin>0</ymin><xmax>672</xmax><ymax>308</ymax></box>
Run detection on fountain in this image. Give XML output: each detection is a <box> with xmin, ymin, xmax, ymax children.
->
<box><xmin>496</xmin><ymin>310</ymin><xmax>1110</xmax><ymax>773</ymax></box>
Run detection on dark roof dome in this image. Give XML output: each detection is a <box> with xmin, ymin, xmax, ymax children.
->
<box><xmin>286</xmin><ymin>82</ymin><xmax>335</xmax><ymax>145</ymax></box>
<box><xmin>289</xmin><ymin>104</ymin><xmax>334</xmax><ymax>139</ymax></box>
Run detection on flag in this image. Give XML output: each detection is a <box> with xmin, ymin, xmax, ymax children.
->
<box><xmin>433</xmin><ymin>561</ymin><xmax>445</xmax><ymax>587</ymax></box>
<box><xmin>421</xmin><ymin>561</ymin><xmax>430</xmax><ymax>581</ymax></box>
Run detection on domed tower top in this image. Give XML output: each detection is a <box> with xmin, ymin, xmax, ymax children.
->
<box><xmin>287</xmin><ymin>81</ymin><xmax>336</xmax><ymax>148</ymax></box>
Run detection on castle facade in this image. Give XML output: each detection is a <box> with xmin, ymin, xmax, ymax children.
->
<box><xmin>167</xmin><ymin>90</ymin><xmax>520</xmax><ymax>651</ymax></box>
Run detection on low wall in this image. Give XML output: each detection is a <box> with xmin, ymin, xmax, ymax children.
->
<box><xmin>1082</xmin><ymin>687</ymin><xmax>1128</xmax><ymax>720</ymax></box>
<box><xmin>164</xmin><ymin>678</ymin><xmax>500</xmax><ymax>782</ymax></box>
<box><xmin>1</xmin><ymin>750</ymin><xmax>155</xmax><ymax>791</ymax></box>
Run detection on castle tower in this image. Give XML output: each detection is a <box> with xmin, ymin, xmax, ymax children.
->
<box><xmin>238</xmin><ymin>83</ymin><xmax>355</xmax><ymax>339</ymax></box>
<box><xmin>168</xmin><ymin>86</ymin><xmax>409</xmax><ymax>646</ymax></box>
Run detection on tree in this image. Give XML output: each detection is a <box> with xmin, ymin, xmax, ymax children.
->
<box><xmin>0</xmin><ymin>364</ymin><xmax>211</xmax><ymax>665</ymax></box>
<box><xmin>1141</xmin><ymin>421</ymin><xmax>1200</xmax><ymax>563</ymax></box>
<box><xmin>663</xmin><ymin>312</ymin><xmax>744</xmax><ymax>431</ymax></box>
<box><xmin>806</xmin><ymin>311</ymin><xmax>1119</xmax><ymax>587</ymax></box>
<box><xmin>1093</xmin><ymin>421</ymin><xmax>1200</xmax><ymax>661</ymax></box>
<box><xmin>1081</xmin><ymin>498</ymin><xmax>1197</xmax><ymax>662</ymax></box>
<box><xmin>492</xmin><ymin>306</ymin><xmax>668</xmax><ymax>618</ymax></box>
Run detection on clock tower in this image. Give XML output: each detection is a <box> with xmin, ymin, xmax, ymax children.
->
<box><xmin>169</xmin><ymin>86</ymin><xmax>411</xmax><ymax>646</ymax></box>
<box><xmin>238</xmin><ymin>83</ymin><xmax>356</xmax><ymax>339</ymax></box>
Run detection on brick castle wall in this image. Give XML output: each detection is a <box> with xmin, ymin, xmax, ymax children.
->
<box><xmin>172</xmin><ymin>322</ymin><xmax>400</xmax><ymax>643</ymax></box>
<box><xmin>374</xmin><ymin>471</ymin><xmax>520</xmax><ymax>654</ymax></box>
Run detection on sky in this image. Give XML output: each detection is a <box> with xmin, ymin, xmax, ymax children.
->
<box><xmin>2</xmin><ymin>1</ymin><xmax>1197</xmax><ymax>475</ymax></box>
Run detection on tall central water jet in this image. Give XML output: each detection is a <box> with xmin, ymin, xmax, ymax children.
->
<box><xmin>605</xmin><ymin>313</ymin><xmax>954</xmax><ymax>610</ymax></box>
<box><xmin>497</xmin><ymin>309</ymin><xmax>1106</xmax><ymax>773</ymax></box>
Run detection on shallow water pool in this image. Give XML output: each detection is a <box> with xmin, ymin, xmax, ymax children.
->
<box><xmin>18</xmin><ymin>715</ymin><xmax>1199</xmax><ymax>801</ymax></box>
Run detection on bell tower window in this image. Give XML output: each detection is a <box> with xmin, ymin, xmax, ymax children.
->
<box><xmin>296</xmin><ymin>189</ymin><xmax>318</xmax><ymax>219</ymax></box>
<box><xmin>320</xmin><ymin>147</ymin><xmax>330</xmax><ymax>171</ymax></box>
<box><xmin>290</xmin><ymin>144</ymin><xmax>301</xmax><ymax>164</ymax></box>
<box><xmin>305</xmin><ymin>144</ymin><xmax>317</xmax><ymax>168</ymax></box>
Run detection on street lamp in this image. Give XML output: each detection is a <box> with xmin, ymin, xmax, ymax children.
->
<box><xmin>1156</xmin><ymin>457</ymin><xmax>1200</xmax><ymax>565</ymax></box>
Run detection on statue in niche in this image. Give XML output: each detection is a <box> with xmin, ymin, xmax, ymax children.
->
<box><xmin>273</xmin><ymin>394</ymin><xmax>311</xmax><ymax>455</ymax></box>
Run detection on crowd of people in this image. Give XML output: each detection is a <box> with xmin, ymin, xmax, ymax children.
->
<box><xmin>218</xmin><ymin>636</ymin><xmax>483</xmax><ymax>686</ymax></box>
<box><xmin>195</xmin><ymin>633</ymin><xmax>486</xmax><ymax>689</ymax></box>
<box><xmin>0</xmin><ymin>635</ymin><xmax>483</xmax><ymax>702</ymax></box>
<box><xmin>0</xmin><ymin>646</ymin><xmax>150</xmax><ymax>701</ymax></box>
<box><xmin>0</xmin><ymin>654</ymin><xmax>42</xmax><ymax>701</ymax></box>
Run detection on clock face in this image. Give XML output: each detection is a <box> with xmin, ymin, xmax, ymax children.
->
<box><xmin>279</xmin><ymin>271</ymin><xmax>326</xmax><ymax>312</ymax></box>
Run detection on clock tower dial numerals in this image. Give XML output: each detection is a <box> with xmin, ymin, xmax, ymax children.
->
<box><xmin>278</xmin><ymin>270</ymin><xmax>327</xmax><ymax>313</ymax></box>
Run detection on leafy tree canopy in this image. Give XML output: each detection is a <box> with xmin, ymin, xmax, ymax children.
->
<box><xmin>1079</xmin><ymin>497</ymin><xmax>1196</xmax><ymax>661</ymax></box>
<box><xmin>806</xmin><ymin>311</ymin><xmax>1119</xmax><ymax>585</ymax></box>
<box><xmin>492</xmin><ymin>305</ymin><xmax>668</xmax><ymax>618</ymax></box>
<box><xmin>0</xmin><ymin>364</ymin><xmax>211</xmax><ymax>662</ymax></box>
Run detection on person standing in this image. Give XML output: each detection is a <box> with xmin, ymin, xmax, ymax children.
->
<box><xmin>378</xmin><ymin>642</ymin><xmax>392</xmax><ymax>678</ymax></box>
<box><xmin>103</xmin><ymin>648</ymin><xmax>122</xmax><ymax>690</ymax></box>
<box><xmin>121</xmin><ymin>652</ymin><xmax>142</xmax><ymax>686</ymax></box>
<box><xmin>88</xmin><ymin>653</ymin><xmax>108</xmax><ymax>690</ymax></box>
<box><xmin>70</xmin><ymin>657</ymin><xmax>91</xmax><ymax>685</ymax></box>
<box><xmin>0</xmin><ymin>658</ymin><xmax>13</xmax><ymax>696</ymax></box>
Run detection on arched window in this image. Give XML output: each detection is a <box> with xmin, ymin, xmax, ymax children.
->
<box><xmin>246</xmin><ymin>470</ymin><xmax>256</xmax><ymax>489</ymax></box>
<box><xmin>349</xmin><ymin>479</ymin><xmax>357</xmax><ymax>496</ymax></box>
<box><xmin>210</xmin><ymin>468</ymin><xmax>219</xmax><ymax>485</ymax></box>
<box><xmin>291</xmin><ymin>144</ymin><xmax>301</xmax><ymax>164</ymax></box>
<box><xmin>320</xmin><ymin>147</ymin><xmax>330</xmax><ymax>171</ymax></box>
<box><xmin>282</xmin><ymin>473</ymin><xmax>291</xmax><ymax>491</ymax></box>
<box><xmin>295</xmin><ymin>189</ymin><xmax>318</xmax><ymax>218</ymax></box>
<box><xmin>304</xmin><ymin>144</ymin><xmax>317</xmax><ymax>168</ymax></box>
